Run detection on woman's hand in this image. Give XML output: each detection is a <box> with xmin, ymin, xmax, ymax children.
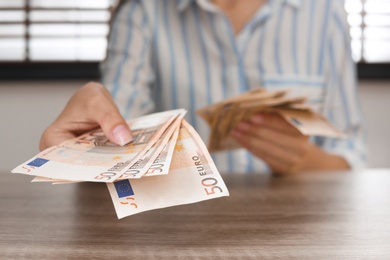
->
<box><xmin>39</xmin><ymin>82</ymin><xmax>133</xmax><ymax>151</ymax></box>
<box><xmin>231</xmin><ymin>113</ymin><xmax>349</xmax><ymax>174</ymax></box>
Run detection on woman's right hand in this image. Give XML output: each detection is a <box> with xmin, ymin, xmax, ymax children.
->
<box><xmin>39</xmin><ymin>82</ymin><xmax>133</xmax><ymax>151</ymax></box>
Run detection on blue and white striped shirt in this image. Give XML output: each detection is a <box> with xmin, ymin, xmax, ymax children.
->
<box><xmin>101</xmin><ymin>0</ymin><xmax>366</xmax><ymax>174</ymax></box>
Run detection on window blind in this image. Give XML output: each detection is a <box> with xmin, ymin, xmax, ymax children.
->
<box><xmin>0</xmin><ymin>0</ymin><xmax>116</xmax><ymax>62</ymax></box>
<box><xmin>0</xmin><ymin>0</ymin><xmax>389</xmax><ymax>64</ymax></box>
<box><xmin>0</xmin><ymin>0</ymin><xmax>390</xmax><ymax>79</ymax></box>
<box><xmin>346</xmin><ymin>0</ymin><xmax>390</xmax><ymax>63</ymax></box>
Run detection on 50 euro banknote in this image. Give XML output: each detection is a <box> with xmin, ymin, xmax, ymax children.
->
<box><xmin>118</xmin><ymin>112</ymin><xmax>184</xmax><ymax>179</ymax></box>
<box><xmin>107</xmin><ymin>120</ymin><xmax>229</xmax><ymax>218</ymax></box>
<box><xmin>12</xmin><ymin>109</ymin><xmax>187</xmax><ymax>183</ymax></box>
<box><xmin>31</xmin><ymin>123</ymin><xmax>182</xmax><ymax>185</ymax></box>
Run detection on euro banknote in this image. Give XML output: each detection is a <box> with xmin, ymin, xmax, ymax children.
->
<box><xmin>197</xmin><ymin>88</ymin><xmax>343</xmax><ymax>151</ymax></box>
<box><xmin>12</xmin><ymin>109</ymin><xmax>187</xmax><ymax>183</ymax></box>
<box><xmin>143</xmin><ymin>122</ymin><xmax>181</xmax><ymax>177</ymax></box>
<box><xmin>118</xmin><ymin>111</ymin><xmax>185</xmax><ymax>179</ymax></box>
<box><xmin>31</xmin><ymin>113</ymin><xmax>184</xmax><ymax>184</ymax></box>
<box><xmin>14</xmin><ymin>109</ymin><xmax>229</xmax><ymax>219</ymax></box>
<box><xmin>107</xmin><ymin>120</ymin><xmax>229</xmax><ymax>218</ymax></box>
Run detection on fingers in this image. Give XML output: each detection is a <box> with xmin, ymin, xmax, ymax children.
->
<box><xmin>231</xmin><ymin>113</ymin><xmax>311</xmax><ymax>174</ymax></box>
<box><xmin>251</xmin><ymin>113</ymin><xmax>301</xmax><ymax>136</ymax></box>
<box><xmin>233</xmin><ymin>121</ymin><xmax>308</xmax><ymax>152</ymax></box>
<box><xmin>83</xmin><ymin>84</ymin><xmax>133</xmax><ymax>146</ymax></box>
<box><xmin>231</xmin><ymin>127</ymin><xmax>302</xmax><ymax>173</ymax></box>
<box><xmin>39</xmin><ymin>126</ymin><xmax>76</xmax><ymax>151</ymax></box>
<box><xmin>39</xmin><ymin>82</ymin><xmax>133</xmax><ymax>151</ymax></box>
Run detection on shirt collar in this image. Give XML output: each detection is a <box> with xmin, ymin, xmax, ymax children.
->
<box><xmin>176</xmin><ymin>0</ymin><xmax>302</xmax><ymax>13</ymax></box>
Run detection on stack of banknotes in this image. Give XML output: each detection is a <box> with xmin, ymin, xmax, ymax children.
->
<box><xmin>197</xmin><ymin>88</ymin><xmax>343</xmax><ymax>152</ymax></box>
<box><xmin>12</xmin><ymin>109</ymin><xmax>229</xmax><ymax>219</ymax></box>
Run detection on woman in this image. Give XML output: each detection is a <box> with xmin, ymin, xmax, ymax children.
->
<box><xmin>40</xmin><ymin>0</ymin><xmax>366</xmax><ymax>174</ymax></box>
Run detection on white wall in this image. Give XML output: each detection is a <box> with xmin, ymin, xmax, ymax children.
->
<box><xmin>359</xmin><ymin>80</ymin><xmax>390</xmax><ymax>168</ymax></box>
<box><xmin>0</xmin><ymin>81</ymin><xmax>81</xmax><ymax>172</ymax></box>
<box><xmin>0</xmin><ymin>80</ymin><xmax>389</xmax><ymax>173</ymax></box>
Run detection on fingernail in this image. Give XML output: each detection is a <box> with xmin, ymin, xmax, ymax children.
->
<box><xmin>251</xmin><ymin>115</ymin><xmax>263</xmax><ymax>124</ymax></box>
<box><xmin>112</xmin><ymin>125</ymin><xmax>133</xmax><ymax>146</ymax></box>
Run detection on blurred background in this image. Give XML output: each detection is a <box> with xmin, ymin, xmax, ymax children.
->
<box><xmin>0</xmin><ymin>0</ymin><xmax>389</xmax><ymax>172</ymax></box>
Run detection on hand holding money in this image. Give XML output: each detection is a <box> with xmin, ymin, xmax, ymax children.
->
<box><xmin>40</xmin><ymin>82</ymin><xmax>133</xmax><ymax>150</ymax></box>
<box><xmin>231</xmin><ymin>112</ymin><xmax>312</xmax><ymax>174</ymax></box>
<box><xmin>197</xmin><ymin>89</ymin><xmax>348</xmax><ymax>173</ymax></box>
<box><xmin>197</xmin><ymin>88</ymin><xmax>343</xmax><ymax>152</ymax></box>
<box><xmin>12</xmin><ymin>109</ymin><xmax>229</xmax><ymax>218</ymax></box>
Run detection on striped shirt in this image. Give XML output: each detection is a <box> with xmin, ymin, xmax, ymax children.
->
<box><xmin>101</xmin><ymin>0</ymin><xmax>366</xmax><ymax>174</ymax></box>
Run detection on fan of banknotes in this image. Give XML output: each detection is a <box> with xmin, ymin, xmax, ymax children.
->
<box><xmin>12</xmin><ymin>109</ymin><xmax>229</xmax><ymax>219</ymax></box>
<box><xmin>197</xmin><ymin>88</ymin><xmax>344</xmax><ymax>152</ymax></box>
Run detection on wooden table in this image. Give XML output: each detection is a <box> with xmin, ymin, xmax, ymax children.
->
<box><xmin>1</xmin><ymin>169</ymin><xmax>390</xmax><ymax>259</ymax></box>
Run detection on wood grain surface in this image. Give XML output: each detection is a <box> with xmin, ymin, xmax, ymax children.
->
<box><xmin>1</xmin><ymin>169</ymin><xmax>390</xmax><ymax>259</ymax></box>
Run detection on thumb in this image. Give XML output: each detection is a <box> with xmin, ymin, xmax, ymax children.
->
<box><xmin>96</xmin><ymin>109</ymin><xmax>133</xmax><ymax>146</ymax></box>
<box><xmin>78</xmin><ymin>83</ymin><xmax>133</xmax><ymax>146</ymax></box>
<box><xmin>110</xmin><ymin>123</ymin><xmax>134</xmax><ymax>146</ymax></box>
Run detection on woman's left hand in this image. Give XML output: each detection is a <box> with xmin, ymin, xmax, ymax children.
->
<box><xmin>230</xmin><ymin>113</ymin><xmax>315</xmax><ymax>174</ymax></box>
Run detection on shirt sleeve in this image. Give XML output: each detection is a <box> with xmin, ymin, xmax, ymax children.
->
<box><xmin>319</xmin><ymin>0</ymin><xmax>367</xmax><ymax>170</ymax></box>
<box><xmin>100</xmin><ymin>0</ymin><xmax>155</xmax><ymax>120</ymax></box>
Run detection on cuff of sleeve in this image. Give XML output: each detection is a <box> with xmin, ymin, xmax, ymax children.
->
<box><xmin>326</xmin><ymin>148</ymin><xmax>367</xmax><ymax>171</ymax></box>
